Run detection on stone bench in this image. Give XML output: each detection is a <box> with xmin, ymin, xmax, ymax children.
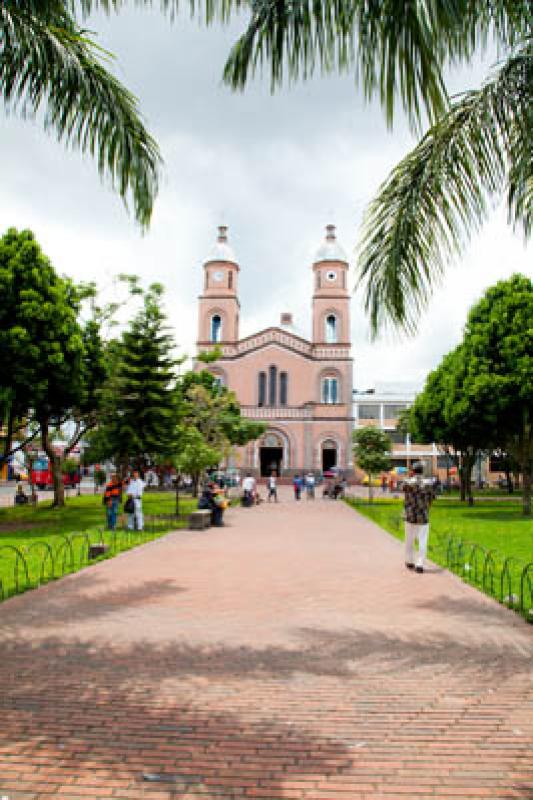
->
<box><xmin>188</xmin><ymin>510</ymin><xmax>212</xmax><ymax>530</ymax></box>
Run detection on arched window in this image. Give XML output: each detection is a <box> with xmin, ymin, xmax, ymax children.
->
<box><xmin>258</xmin><ymin>372</ymin><xmax>266</xmax><ymax>406</ymax></box>
<box><xmin>280</xmin><ymin>372</ymin><xmax>288</xmax><ymax>406</ymax></box>
<box><xmin>322</xmin><ymin>377</ymin><xmax>339</xmax><ymax>404</ymax></box>
<box><xmin>210</xmin><ymin>315</ymin><xmax>222</xmax><ymax>343</ymax></box>
<box><xmin>268</xmin><ymin>366</ymin><xmax>277</xmax><ymax>407</ymax></box>
<box><xmin>325</xmin><ymin>314</ymin><xmax>338</xmax><ymax>344</ymax></box>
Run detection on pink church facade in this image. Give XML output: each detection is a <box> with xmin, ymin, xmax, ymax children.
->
<box><xmin>196</xmin><ymin>225</ymin><xmax>354</xmax><ymax>477</ymax></box>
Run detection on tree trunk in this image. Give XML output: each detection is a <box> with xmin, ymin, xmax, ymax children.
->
<box><xmin>368</xmin><ymin>473</ymin><xmax>373</xmax><ymax>503</ymax></box>
<box><xmin>466</xmin><ymin>467</ymin><xmax>474</xmax><ymax>506</ymax></box>
<box><xmin>523</xmin><ymin>467</ymin><xmax>532</xmax><ymax>516</ymax></box>
<box><xmin>505</xmin><ymin>466</ymin><xmax>514</xmax><ymax>493</ymax></box>
<box><xmin>40</xmin><ymin>418</ymin><xmax>65</xmax><ymax>508</ymax></box>
<box><xmin>192</xmin><ymin>472</ymin><xmax>199</xmax><ymax>498</ymax></box>
<box><xmin>175</xmin><ymin>476</ymin><xmax>181</xmax><ymax>516</ymax></box>
<box><xmin>465</xmin><ymin>453</ymin><xmax>475</xmax><ymax>506</ymax></box>
<box><xmin>1</xmin><ymin>407</ymin><xmax>15</xmax><ymax>473</ymax></box>
<box><xmin>520</xmin><ymin>407</ymin><xmax>532</xmax><ymax>517</ymax></box>
<box><xmin>459</xmin><ymin>458</ymin><xmax>466</xmax><ymax>502</ymax></box>
<box><xmin>51</xmin><ymin>455</ymin><xmax>65</xmax><ymax>507</ymax></box>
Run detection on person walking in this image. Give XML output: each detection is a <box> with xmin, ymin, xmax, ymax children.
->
<box><xmin>267</xmin><ymin>472</ymin><xmax>278</xmax><ymax>503</ymax></box>
<box><xmin>126</xmin><ymin>469</ymin><xmax>145</xmax><ymax>531</ymax></box>
<box><xmin>402</xmin><ymin>462</ymin><xmax>436</xmax><ymax>573</ymax></box>
<box><xmin>103</xmin><ymin>473</ymin><xmax>122</xmax><ymax>530</ymax></box>
<box><xmin>242</xmin><ymin>472</ymin><xmax>256</xmax><ymax>507</ymax></box>
<box><xmin>305</xmin><ymin>472</ymin><xmax>315</xmax><ymax>500</ymax></box>
<box><xmin>293</xmin><ymin>474</ymin><xmax>303</xmax><ymax>500</ymax></box>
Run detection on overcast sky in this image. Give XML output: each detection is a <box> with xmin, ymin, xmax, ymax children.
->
<box><xmin>1</xmin><ymin>8</ymin><xmax>531</xmax><ymax>390</ymax></box>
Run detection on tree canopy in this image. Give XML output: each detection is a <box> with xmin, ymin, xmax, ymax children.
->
<box><xmin>352</xmin><ymin>425</ymin><xmax>391</xmax><ymax>500</ymax></box>
<box><xmin>0</xmin><ymin>227</ymin><xmax>108</xmax><ymax>506</ymax></box>
<box><xmin>409</xmin><ymin>274</ymin><xmax>533</xmax><ymax>513</ymax></box>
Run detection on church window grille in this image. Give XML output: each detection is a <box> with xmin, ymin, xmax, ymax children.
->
<box><xmin>269</xmin><ymin>366</ymin><xmax>277</xmax><ymax>407</ymax></box>
<box><xmin>325</xmin><ymin>314</ymin><xmax>338</xmax><ymax>343</ymax></box>
<box><xmin>280</xmin><ymin>372</ymin><xmax>288</xmax><ymax>406</ymax></box>
<box><xmin>211</xmin><ymin>315</ymin><xmax>222</xmax><ymax>343</ymax></box>
<box><xmin>258</xmin><ymin>372</ymin><xmax>266</xmax><ymax>406</ymax></box>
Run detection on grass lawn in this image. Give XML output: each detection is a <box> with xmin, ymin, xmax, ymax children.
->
<box><xmin>0</xmin><ymin>492</ymin><xmax>197</xmax><ymax>601</ymax></box>
<box><xmin>346</xmin><ymin>497</ymin><xmax>533</xmax><ymax>617</ymax></box>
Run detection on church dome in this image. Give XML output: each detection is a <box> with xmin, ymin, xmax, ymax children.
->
<box><xmin>204</xmin><ymin>225</ymin><xmax>238</xmax><ymax>264</ymax></box>
<box><xmin>314</xmin><ymin>224</ymin><xmax>348</xmax><ymax>263</ymax></box>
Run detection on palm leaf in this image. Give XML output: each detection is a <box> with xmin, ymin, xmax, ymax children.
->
<box><xmin>1</xmin><ymin>2</ymin><xmax>161</xmax><ymax>227</ymax></box>
<box><xmin>222</xmin><ymin>0</ymin><xmax>532</xmax><ymax>130</ymax></box>
<box><xmin>356</xmin><ymin>40</ymin><xmax>533</xmax><ymax>336</ymax></box>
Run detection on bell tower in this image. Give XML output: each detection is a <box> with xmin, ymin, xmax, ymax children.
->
<box><xmin>197</xmin><ymin>226</ymin><xmax>240</xmax><ymax>346</ymax></box>
<box><xmin>312</xmin><ymin>225</ymin><xmax>351</xmax><ymax>344</ymax></box>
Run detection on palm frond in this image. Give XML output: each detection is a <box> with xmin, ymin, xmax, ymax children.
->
<box><xmin>356</xmin><ymin>40</ymin><xmax>533</xmax><ymax>336</ymax></box>
<box><xmin>222</xmin><ymin>0</ymin><xmax>532</xmax><ymax>130</ymax></box>
<box><xmin>72</xmin><ymin>0</ymin><xmax>243</xmax><ymax>24</ymax></box>
<box><xmin>1</xmin><ymin>2</ymin><xmax>161</xmax><ymax>227</ymax></box>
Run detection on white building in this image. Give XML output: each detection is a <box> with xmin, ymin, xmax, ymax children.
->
<box><xmin>353</xmin><ymin>382</ymin><xmax>441</xmax><ymax>474</ymax></box>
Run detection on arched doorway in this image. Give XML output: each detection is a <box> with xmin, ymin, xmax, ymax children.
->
<box><xmin>321</xmin><ymin>438</ymin><xmax>338</xmax><ymax>472</ymax></box>
<box><xmin>259</xmin><ymin>431</ymin><xmax>285</xmax><ymax>477</ymax></box>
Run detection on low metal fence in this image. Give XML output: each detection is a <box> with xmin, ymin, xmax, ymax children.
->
<box><xmin>443</xmin><ymin>535</ymin><xmax>533</xmax><ymax>621</ymax></box>
<box><xmin>0</xmin><ymin>514</ymin><xmax>187</xmax><ymax>603</ymax></box>
<box><xmin>382</xmin><ymin>512</ymin><xmax>532</xmax><ymax>622</ymax></box>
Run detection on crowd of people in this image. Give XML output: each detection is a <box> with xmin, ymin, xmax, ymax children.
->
<box><xmin>99</xmin><ymin>463</ymin><xmax>436</xmax><ymax>575</ymax></box>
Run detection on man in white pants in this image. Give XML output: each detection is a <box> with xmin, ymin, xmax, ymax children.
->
<box><xmin>127</xmin><ymin>469</ymin><xmax>145</xmax><ymax>531</ymax></box>
<box><xmin>402</xmin><ymin>462</ymin><xmax>436</xmax><ymax>573</ymax></box>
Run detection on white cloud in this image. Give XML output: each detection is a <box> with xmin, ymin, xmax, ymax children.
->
<box><xmin>1</xmin><ymin>9</ymin><xmax>531</xmax><ymax>390</ymax></box>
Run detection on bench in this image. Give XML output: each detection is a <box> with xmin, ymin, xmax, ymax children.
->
<box><xmin>188</xmin><ymin>510</ymin><xmax>211</xmax><ymax>530</ymax></box>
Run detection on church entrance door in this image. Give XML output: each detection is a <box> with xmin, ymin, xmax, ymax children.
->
<box><xmin>260</xmin><ymin>447</ymin><xmax>283</xmax><ymax>477</ymax></box>
<box><xmin>322</xmin><ymin>440</ymin><xmax>338</xmax><ymax>473</ymax></box>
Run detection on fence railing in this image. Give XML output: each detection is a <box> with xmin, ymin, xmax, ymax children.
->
<box><xmin>382</xmin><ymin>511</ymin><xmax>533</xmax><ymax>622</ymax></box>
<box><xmin>444</xmin><ymin>536</ymin><xmax>533</xmax><ymax>621</ymax></box>
<box><xmin>0</xmin><ymin>513</ymin><xmax>186</xmax><ymax>603</ymax></box>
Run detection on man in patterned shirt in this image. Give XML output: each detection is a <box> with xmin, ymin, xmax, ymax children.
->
<box><xmin>402</xmin><ymin>462</ymin><xmax>436</xmax><ymax>573</ymax></box>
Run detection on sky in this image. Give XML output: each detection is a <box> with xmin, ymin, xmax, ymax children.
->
<box><xmin>1</xmin><ymin>7</ymin><xmax>531</xmax><ymax>391</ymax></box>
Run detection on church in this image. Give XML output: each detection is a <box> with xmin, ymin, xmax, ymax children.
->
<box><xmin>196</xmin><ymin>225</ymin><xmax>354</xmax><ymax>478</ymax></box>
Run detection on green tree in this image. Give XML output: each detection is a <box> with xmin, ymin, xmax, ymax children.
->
<box><xmin>1</xmin><ymin>1</ymin><xmax>161</xmax><ymax>227</ymax></box>
<box><xmin>173</xmin><ymin>426</ymin><xmax>221</xmax><ymax>511</ymax></box>
<box><xmin>176</xmin><ymin>368</ymin><xmax>265</xmax><ymax>495</ymax></box>
<box><xmin>221</xmin><ymin>1</ymin><xmax>531</xmax><ymax>334</ymax></box>
<box><xmin>352</xmin><ymin>426</ymin><xmax>391</xmax><ymax>502</ymax></box>
<box><xmin>461</xmin><ymin>274</ymin><xmax>533</xmax><ymax>515</ymax></box>
<box><xmin>409</xmin><ymin>346</ymin><xmax>493</xmax><ymax>505</ymax></box>
<box><xmin>0</xmin><ymin>227</ymin><xmax>107</xmax><ymax>507</ymax></box>
<box><xmin>86</xmin><ymin>283</ymin><xmax>180</xmax><ymax>474</ymax></box>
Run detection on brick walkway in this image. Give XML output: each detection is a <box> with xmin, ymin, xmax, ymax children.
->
<box><xmin>1</xmin><ymin>491</ymin><xmax>532</xmax><ymax>800</ymax></box>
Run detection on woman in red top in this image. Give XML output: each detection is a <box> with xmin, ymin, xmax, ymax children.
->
<box><xmin>103</xmin><ymin>474</ymin><xmax>122</xmax><ymax>530</ymax></box>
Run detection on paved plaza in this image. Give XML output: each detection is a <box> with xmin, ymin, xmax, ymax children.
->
<box><xmin>0</xmin><ymin>490</ymin><xmax>532</xmax><ymax>799</ymax></box>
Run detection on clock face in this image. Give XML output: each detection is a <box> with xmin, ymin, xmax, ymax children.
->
<box><xmin>326</xmin><ymin>270</ymin><xmax>337</xmax><ymax>282</ymax></box>
<box><xmin>213</xmin><ymin>270</ymin><xmax>224</xmax><ymax>282</ymax></box>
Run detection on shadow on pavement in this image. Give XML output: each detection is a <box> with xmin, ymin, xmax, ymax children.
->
<box><xmin>0</xmin><ymin>637</ymin><xmax>354</xmax><ymax>797</ymax></box>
